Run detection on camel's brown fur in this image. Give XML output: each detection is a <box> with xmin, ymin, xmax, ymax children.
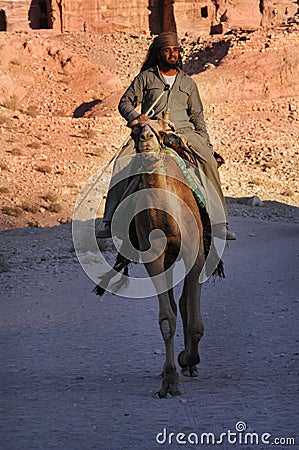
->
<box><xmin>94</xmin><ymin>120</ymin><xmax>217</xmax><ymax>397</ymax></box>
<box><xmin>134</xmin><ymin>121</ymin><xmax>206</xmax><ymax>397</ymax></box>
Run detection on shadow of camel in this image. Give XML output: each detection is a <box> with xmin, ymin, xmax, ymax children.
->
<box><xmin>183</xmin><ymin>39</ymin><xmax>231</xmax><ymax>76</ymax></box>
<box><xmin>73</xmin><ymin>100</ymin><xmax>102</xmax><ymax>118</ymax></box>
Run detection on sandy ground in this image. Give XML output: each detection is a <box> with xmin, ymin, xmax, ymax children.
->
<box><xmin>0</xmin><ymin>203</ymin><xmax>298</xmax><ymax>449</ymax></box>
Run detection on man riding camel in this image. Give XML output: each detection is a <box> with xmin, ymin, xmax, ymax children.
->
<box><xmin>98</xmin><ymin>31</ymin><xmax>236</xmax><ymax>240</ymax></box>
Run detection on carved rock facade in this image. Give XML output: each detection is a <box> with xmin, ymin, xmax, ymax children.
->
<box><xmin>0</xmin><ymin>0</ymin><xmax>297</xmax><ymax>34</ymax></box>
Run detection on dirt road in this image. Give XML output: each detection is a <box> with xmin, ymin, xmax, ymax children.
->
<box><xmin>1</xmin><ymin>203</ymin><xmax>298</xmax><ymax>449</ymax></box>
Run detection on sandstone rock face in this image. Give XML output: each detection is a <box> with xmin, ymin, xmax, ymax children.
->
<box><xmin>186</xmin><ymin>28</ymin><xmax>299</xmax><ymax>103</ymax></box>
<box><xmin>0</xmin><ymin>1</ymin><xmax>30</xmax><ymax>31</ymax></box>
<box><xmin>174</xmin><ymin>0</ymin><xmax>215</xmax><ymax>36</ymax></box>
<box><xmin>212</xmin><ymin>0</ymin><xmax>262</xmax><ymax>30</ymax></box>
<box><xmin>0</xmin><ymin>0</ymin><xmax>149</xmax><ymax>33</ymax></box>
<box><xmin>0</xmin><ymin>0</ymin><xmax>297</xmax><ymax>35</ymax></box>
<box><xmin>0</xmin><ymin>26</ymin><xmax>298</xmax><ymax>230</ymax></box>
<box><xmin>61</xmin><ymin>0</ymin><xmax>148</xmax><ymax>34</ymax></box>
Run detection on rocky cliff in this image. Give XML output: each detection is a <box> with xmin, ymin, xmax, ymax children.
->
<box><xmin>0</xmin><ymin>0</ymin><xmax>297</xmax><ymax>35</ymax></box>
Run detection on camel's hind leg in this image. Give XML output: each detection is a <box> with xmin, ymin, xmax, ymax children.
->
<box><xmin>145</xmin><ymin>256</ymin><xmax>180</xmax><ymax>398</ymax></box>
<box><xmin>178</xmin><ymin>262</ymin><xmax>204</xmax><ymax>377</ymax></box>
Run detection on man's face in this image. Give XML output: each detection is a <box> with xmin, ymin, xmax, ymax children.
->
<box><xmin>159</xmin><ymin>46</ymin><xmax>179</xmax><ymax>69</ymax></box>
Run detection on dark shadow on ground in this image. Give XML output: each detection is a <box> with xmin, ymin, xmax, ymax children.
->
<box><xmin>226</xmin><ymin>196</ymin><xmax>299</xmax><ymax>223</ymax></box>
<box><xmin>183</xmin><ymin>39</ymin><xmax>231</xmax><ymax>76</ymax></box>
<box><xmin>73</xmin><ymin>100</ymin><xmax>101</xmax><ymax>118</ymax></box>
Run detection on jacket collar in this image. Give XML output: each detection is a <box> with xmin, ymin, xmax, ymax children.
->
<box><xmin>149</xmin><ymin>65</ymin><xmax>184</xmax><ymax>82</ymax></box>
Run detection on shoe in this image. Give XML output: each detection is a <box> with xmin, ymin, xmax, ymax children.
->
<box><xmin>226</xmin><ymin>229</ymin><xmax>237</xmax><ymax>240</ymax></box>
<box><xmin>97</xmin><ymin>222</ymin><xmax>112</xmax><ymax>239</ymax></box>
<box><xmin>211</xmin><ymin>224</ymin><xmax>237</xmax><ymax>240</ymax></box>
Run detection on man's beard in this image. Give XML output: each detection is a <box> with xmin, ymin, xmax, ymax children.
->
<box><xmin>158</xmin><ymin>53</ymin><xmax>179</xmax><ymax>70</ymax></box>
<box><xmin>164</xmin><ymin>60</ymin><xmax>178</xmax><ymax>69</ymax></box>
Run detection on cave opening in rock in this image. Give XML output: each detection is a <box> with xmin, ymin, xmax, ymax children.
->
<box><xmin>201</xmin><ymin>6</ymin><xmax>208</xmax><ymax>18</ymax></box>
<box><xmin>148</xmin><ymin>0</ymin><xmax>176</xmax><ymax>34</ymax></box>
<box><xmin>39</xmin><ymin>1</ymin><xmax>49</xmax><ymax>27</ymax></box>
<box><xmin>0</xmin><ymin>9</ymin><xmax>7</xmax><ymax>31</ymax></box>
<box><xmin>29</xmin><ymin>0</ymin><xmax>53</xmax><ymax>29</ymax></box>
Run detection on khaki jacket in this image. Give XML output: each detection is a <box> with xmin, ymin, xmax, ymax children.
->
<box><xmin>118</xmin><ymin>66</ymin><xmax>211</xmax><ymax>147</ymax></box>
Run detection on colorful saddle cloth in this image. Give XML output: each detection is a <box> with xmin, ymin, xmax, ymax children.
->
<box><xmin>160</xmin><ymin>143</ymin><xmax>206</xmax><ymax>210</ymax></box>
<box><xmin>120</xmin><ymin>134</ymin><xmax>206</xmax><ymax>211</ymax></box>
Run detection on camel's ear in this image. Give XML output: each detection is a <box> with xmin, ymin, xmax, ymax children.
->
<box><xmin>158</xmin><ymin>117</ymin><xmax>175</xmax><ymax>132</ymax></box>
<box><xmin>131</xmin><ymin>124</ymin><xmax>141</xmax><ymax>140</ymax></box>
<box><xmin>158</xmin><ymin>118</ymin><xmax>168</xmax><ymax>131</ymax></box>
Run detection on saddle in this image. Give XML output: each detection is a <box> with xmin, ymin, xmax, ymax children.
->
<box><xmin>161</xmin><ymin>131</ymin><xmax>225</xmax><ymax>169</ymax></box>
<box><xmin>156</xmin><ymin>129</ymin><xmax>225</xmax><ymax>211</ymax></box>
<box><xmin>120</xmin><ymin>128</ymin><xmax>224</xmax><ymax>206</ymax></box>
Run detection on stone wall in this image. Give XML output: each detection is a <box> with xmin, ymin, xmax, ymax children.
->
<box><xmin>61</xmin><ymin>0</ymin><xmax>149</xmax><ymax>34</ymax></box>
<box><xmin>0</xmin><ymin>0</ymin><xmax>297</xmax><ymax>34</ymax></box>
<box><xmin>174</xmin><ymin>0</ymin><xmax>215</xmax><ymax>35</ymax></box>
<box><xmin>0</xmin><ymin>1</ymin><xmax>30</xmax><ymax>31</ymax></box>
<box><xmin>0</xmin><ymin>0</ymin><xmax>59</xmax><ymax>31</ymax></box>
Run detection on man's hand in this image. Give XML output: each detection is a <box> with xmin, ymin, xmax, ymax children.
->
<box><xmin>129</xmin><ymin>114</ymin><xmax>150</xmax><ymax>128</ymax></box>
<box><xmin>138</xmin><ymin>114</ymin><xmax>150</xmax><ymax>122</ymax></box>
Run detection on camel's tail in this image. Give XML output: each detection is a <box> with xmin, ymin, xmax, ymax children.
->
<box><xmin>213</xmin><ymin>254</ymin><xmax>225</xmax><ymax>279</ymax></box>
<box><xmin>93</xmin><ymin>252</ymin><xmax>130</xmax><ymax>296</ymax></box>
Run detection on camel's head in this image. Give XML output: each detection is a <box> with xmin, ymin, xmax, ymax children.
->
<box><xmin>132</xmin><ymin>123</ymin><xmax>161</xmax><ymax>155</ymax></box>
<box><xmin>132</xmin><ymin>119</ymin><xmax>174</xmax><ymax>156</ymax></box>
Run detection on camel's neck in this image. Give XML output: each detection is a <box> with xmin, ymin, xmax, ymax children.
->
<box><xmin>140</xmin><ymin>153</ymin><xmax>167</xmax><ymax>186</ymax></box>
<box><xmin>142</xmin><ymin>171</ymin><xmax>168</xmax><ymax>190</ymax></box>
<box><xmin>140</xmin><ymin>171</ymin><xmax>180</xmax><ymax>237</ymax></box>
<box><xmin>141</xmin><ymin>170</ymin><xmax>177</xmax><ymax>210</ymax></box>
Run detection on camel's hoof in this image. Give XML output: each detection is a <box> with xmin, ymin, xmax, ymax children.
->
<box><xmin>156</xmin><ymin>385</ymin><xmax>181</xmax><ymax>398</ymax></box>
<box><xmin>181</xmin><ymin>367</ymin><xmax>190</xmax><ymax>377</ymax></box>
<box><xmin>181</xmin><ymin>366</ymin><xmax>199</xmax><ymax>377</ymax></box>
<box><xmin>178</xmin><ymin>350</ymin><xmax>200</xmax><ymax>369</ymax></box>
<box><xmin>189</xmin><ymin>366</ymin><xmax>199</xmax><ymax>377</ymax></box>
<box><xmin>156</xmin><ymin>368</ymin><xmax>180</xmax><ymax>398</ymax></box>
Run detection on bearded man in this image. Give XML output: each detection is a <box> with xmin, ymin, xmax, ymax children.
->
<box><xmin>98</xmin><ymin>31</ymin><xmax>236</xmax><ymax>240</ymax></box>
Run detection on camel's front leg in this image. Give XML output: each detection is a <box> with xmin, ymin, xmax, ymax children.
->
<box><xmin>158</xmin><ymin>290</ymin><xmax>180</xmax><ymax>397</ymax></box>
<box><xmin>178</xmin><ymin>263</ymin><xmax>204</xmax><ymax>377</ymax></box>
<box><xmin>145</xmin><ymin>259</ymin><xmax>180</xmax><ymax>397</ymax></box>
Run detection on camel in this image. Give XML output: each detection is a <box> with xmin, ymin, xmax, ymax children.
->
<box><xmin>94</xmin><ymin>120</ymin><xmax>224</xmax><ymax>397</ymax></box>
